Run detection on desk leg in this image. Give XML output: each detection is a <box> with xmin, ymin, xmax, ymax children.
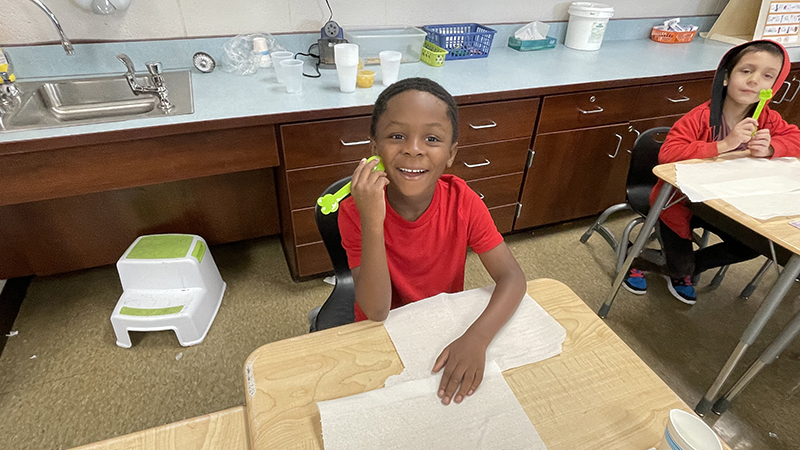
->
<box><xmin>598</xmin><ymin>183</ymin><xmax>673</xmax><ymax>318</ymax></box>
<box><xmin>696</xmin><ymin>254</ymin><xmax>800</xmax><ymax>416</ymax></box>
<box><xmin>710</xmin><ymin>254</ymin><xmax>800</xmax><ymax>415</ymax></box>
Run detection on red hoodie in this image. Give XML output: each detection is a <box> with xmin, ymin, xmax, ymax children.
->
<box><xmin>650</xmin><ymin>40</ymin><xmax>800</xmax><ymax>239</ymax></box>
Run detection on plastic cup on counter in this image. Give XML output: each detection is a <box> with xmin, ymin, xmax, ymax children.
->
<box><xmin>280</xmin><ymin>59</ymin><xmax>304</xmax><ymax>94</ymax></box>
<box><xmin>271</xmin><ymin>51</ymin><xmax>293</xmax><ymax>84</ymax></box>
<box><xmin>379</xmin><ymin>50</ymin><xmax>402</xmax><ymax>86</ymax></box>
<box><xmin>357</xmin><ymin>70</ymin><xmax>376</xmax><ymax>88</ymax></box>
<box><xmin>334</xmin><ymin>43</ymin><xmax>359</xmax><ymax>93</ymax></box>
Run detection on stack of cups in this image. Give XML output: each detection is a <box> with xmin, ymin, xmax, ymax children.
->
<box><xmin>379</xmin><ymin>51</ymin><xmax>402</xmax><ymax>86</ymax></box>
<box><xmin>654</xmin><ymin>409</ymin><xmax>722</xmax><ymax>450</ymax></box>
<box><xmin>280</xmin><ymin>60</ymin><xmax>304</xmax><ymax>94</ymax></box>
<box><xmin>334</xmin><ymin>43</ymin><xmax>359</xmax><ymax>93</ymax></box>
<box><xmin>271</xmin><ymin>51</ymin><xmax>293</xmax><ymax>84</ymax></box>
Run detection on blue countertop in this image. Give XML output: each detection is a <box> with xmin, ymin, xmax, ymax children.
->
<box><xmin>3</xmin><ymin>22</ymin><xmax>799</xmax><ymax>145</ymax></box>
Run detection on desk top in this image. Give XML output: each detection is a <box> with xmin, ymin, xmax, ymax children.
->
<box><xmin>654</xmin><ymin>154</ymin><xmax>800</xmax><ymax>255</ymax></box>
<box><xmin>243</xmin><ymin>279</ymin><xmax>729</xmax><ymax>450</ymax></box>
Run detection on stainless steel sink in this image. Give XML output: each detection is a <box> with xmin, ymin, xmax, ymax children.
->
<box><xmin>0</xmin><ymin>70</ymin><xmax>193</xmax><ymax>131</ymax></box>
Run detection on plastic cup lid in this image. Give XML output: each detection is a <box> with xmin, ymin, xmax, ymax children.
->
<box><xmin>569</xmin><ymin>2</ymin><xmax>615</xmax><ymax>14</ymax></box>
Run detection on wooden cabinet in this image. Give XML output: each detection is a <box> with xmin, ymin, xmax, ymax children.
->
<box><xmin>768</xmin><ymin>69</ymin><xmax>800</xmax><ymax>125</ymax></box>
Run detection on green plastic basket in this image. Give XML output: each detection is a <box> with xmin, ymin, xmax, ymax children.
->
<box><xmin>421</xmin><ymin>40</ymin><xmax>448</xmax><ymax>67</ymax></box>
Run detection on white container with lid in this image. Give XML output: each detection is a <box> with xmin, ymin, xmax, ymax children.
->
<box><xmin>565</xmin><ymin>2</ymin><xmax>615</xmax><ymax>51</ymax></box>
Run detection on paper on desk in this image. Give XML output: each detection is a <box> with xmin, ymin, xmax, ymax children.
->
<box><xmin>383</xmin><ymin>286</ymin><xmax>566</xmax><ymax>387</ymax></box>
<box><xmin>318</xmin><ymin>360</ymin><xmax>548</xmax><ymax>450</ymax></box>
<box><xmin>723</xmin><ymin>191</ymin><xmax>800</xmax><ymax>220</ymax></box>
<box><xmin>675</xmin><ymin>158</ymin><xmax>800</xmax><ymax>203</ymax></box>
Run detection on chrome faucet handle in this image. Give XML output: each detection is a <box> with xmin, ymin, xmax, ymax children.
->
<box><xmin>116</xmin><ymin>54</ymin><xmax>137</xmax><ymax>75</ymax></box>
<box><xmin>145</xmin><ymin>61</ymin><xmax>163</xmax><ymax>76</ymax></box>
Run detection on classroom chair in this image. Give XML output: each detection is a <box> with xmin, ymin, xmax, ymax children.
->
<box><xmin>308</xmin><ymin>176</ymin><xmax>356</xmax><ymax>332</ymax></box>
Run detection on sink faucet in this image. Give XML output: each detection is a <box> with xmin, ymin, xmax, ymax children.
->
<box><xmin>117</xmin><ymin>54</ymin><xmax>174</xmax><ymax>111</ymax></box>
<box><xmin>29</xmin><ymin>0</ymin><xmax>75</xmax><ymax>56</ymax></box>
<box><xmin>0</xmin><ymin>50</ymin><xmax>21</xmax><ymax>105</ymax></box>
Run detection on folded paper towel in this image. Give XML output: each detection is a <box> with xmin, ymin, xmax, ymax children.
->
<box><xmin>515</xmin><ymin>21</ymin><xmax>550</xmax><ymax>40</ymax></box>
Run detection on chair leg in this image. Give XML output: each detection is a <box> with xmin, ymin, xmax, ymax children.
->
<box><xmin>740</xmin><ymin>259</ymin><xmax>773</xmax><ymax>300</ymax></box>
<box><xmin>709</xmin><ymin>265</ymin><xmax>729</xmax><ymax>289</ymax></box>
<box><xmin>580</xmin><ymin>203</ymin><xmax>631</xmax><ymax>251</ymax></box>
<box><xmin>616</xmin><ymin>217</ymin><xmax>644</xmax><ymax>275</ymax></box>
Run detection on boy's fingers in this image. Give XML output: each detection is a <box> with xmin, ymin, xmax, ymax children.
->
<box><xmin>441</xmin><ymin>366</ymin><xmax>464</xmax><ymax>405</ymax></box>
<box><xmin>432</xmin><ymin>349</ymin><xmax>449</xmax><ymax>373</ymax></box>
<box><xmin>468</xmin><ymin>368</ymin><xmax>484</xmax><ymax>395</ymax></box>
<box><xmin>454</xmin><ymin>370</ymin><xmax>475</xmax><ymax>404</ymax></box>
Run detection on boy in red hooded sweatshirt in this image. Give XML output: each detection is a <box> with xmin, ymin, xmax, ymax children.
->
<box><xmin>624</xmin><ymin>40</ymin><xmax>800</xmax><ymax>304</ymax></box>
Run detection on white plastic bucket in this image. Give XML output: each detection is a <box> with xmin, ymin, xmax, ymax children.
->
<box><xmin>565</xmin><ymin>2</ymin><xmax>615</xmax><ymax>51</ymax></box>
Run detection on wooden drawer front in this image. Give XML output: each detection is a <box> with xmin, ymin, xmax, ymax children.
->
<box><xmin>458</xmin><ymin>99</ymin><xmax>539</xmax><ymax>146</ymax></box>
<box><xmin>293</xmin><ymin>207</ymin><xmax>322</xmax><ymax>245</ymax></box>
<box><xmin>297</xmin><ymin>241</ymin><xmax>333</xmax><ymax>277</ymax></box>
<box><xmin>281</xmin><ymin>116</ymin><xmax>372</xmax><ymax>170</ymax></box>
<box><xmin>286</xmin><ymin>161</ymin><xmax>359</xmax><ymax>210</ymax></box>
<box><xmin>447</xmin><ymin>138</ymin><xmax>530</xmax><ymax>181</ymax></box>
<box><xmin>466</xmin><ymin>173</ymin><xmax>523</xmax><ymax>209</ymax></box>
<box><xmin>632</xmin><ymin>79</ymin><xmax>712</xmax><ymax>120</ymax></box>
<box><xmin>537</xmin><ymin>86</ymin><xmax>640</xmax><ymax>134</ymax></box>
<box><xmin>489</xmin><ymin>204</ymin><xmax>517</xmax><ymax>234</ymax></box>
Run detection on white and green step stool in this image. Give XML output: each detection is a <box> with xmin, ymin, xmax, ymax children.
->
<box><xmin>111</xmin><ymin>234</ymin><xmax>226</xmax><ymax>348</ymax></box>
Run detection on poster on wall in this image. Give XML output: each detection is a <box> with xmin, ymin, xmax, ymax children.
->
<box><xmin>755</xmin><ymin>0</ymin><xmax>800</xmax><ymax>46</ymax></box>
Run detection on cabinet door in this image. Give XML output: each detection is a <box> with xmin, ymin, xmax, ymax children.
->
<box><xmin>769</xmin><ymin>70</ymin><xmax>800</xmax><ymax>126</ymax></box>
<box><xmin>515</xmin><ymin>123</ymin><xmax>633</xmax><ymax>229</ymax></box>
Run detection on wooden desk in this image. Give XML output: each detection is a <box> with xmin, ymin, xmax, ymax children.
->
<box><xmin>599</xmin><ymin>154</ymin><xmax>800</xmax><ymax>417</ymax></box>
<box><xmin>243</xmin><ymin>279</ymin><xmax>730</xmax><ymax>450</ymax></box>
<box><xmin>70</xmin><ymin>406</ymin><xmax>249</xmax><ymax>450</ymax></box>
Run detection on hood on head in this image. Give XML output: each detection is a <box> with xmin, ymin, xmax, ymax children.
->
<box><xmin>708</xmin><ymin>39</ymin><xmax>791</xmax><ymax>136</ymax></box>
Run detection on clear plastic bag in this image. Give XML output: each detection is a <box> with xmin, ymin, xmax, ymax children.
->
<box><xmin>222</xmin><ymin>33</ymin><xmax>285</xmax><ymax>76</ymax></box>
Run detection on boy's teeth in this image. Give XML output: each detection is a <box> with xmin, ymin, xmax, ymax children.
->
<box><xmin>399</xmin><ymin>168</ymin><xmax>426</xmax><ymax>173</ymax></box>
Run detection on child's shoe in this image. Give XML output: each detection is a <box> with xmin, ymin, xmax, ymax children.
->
<box><xmin>622</xmin><ymin>268</ymin><xmax>647</xmax><ymax>295</ymax></box>
<box><xmin>664</xmin><ymin>276</ymin><xmax>697</xmax><ymax>305</ymax></box>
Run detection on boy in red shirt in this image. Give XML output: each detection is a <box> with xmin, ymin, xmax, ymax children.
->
<box><xmin>624</xmin><ymin>40</ymin><xmax>800</xmax><ymax>304</ymax></box>
<box><xmin>338</xmin><ymin>78</ymin><xmax>527</xmax><ymax>406</ymax></box>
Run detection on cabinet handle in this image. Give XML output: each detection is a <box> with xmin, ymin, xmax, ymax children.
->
<box><xmin>627</xmin><ymin>127</ymin><xmax>640</xmax><ymax>153</ymax></box>
<box><xmin>667</xmin><ymin>95</ymin><xmax>690</xmax><ymax>103</ymax></box>
<box><xmin>468</xmin><ymin>120</ymin><xmax>497</xmax><ymax>129</ymax></box>
<box><xmin>474</xmin><ymin>190</ymin><xmax>485</xmax><ymax>200</ymax></box>
<box><xmin>340</xmin><ymin>139</ymin><xmax>371</xmax><ymax>146</ymax></box>
<box><xmin>772</xmin><ymin>81</ymin><xmax>792</xmax><ymax>104</ymax></box>
<box><xmin>463</xmin><ymin>159</ymin><xmax>490</xmax><ymax>168</ymax></box>
<box><xmin>578</xmin><ymin>105</ymin><xmax>604</xmax><ymax>114</ymax></box>
<box><xmin>787</xmin><ymin>77</ymin><xmax>800</xmax><ymax>102</ymax></box>
<box><xmin>609</xmin><ymin>133</ymin><xmax>623</xmax><ymax>158</ymax></box>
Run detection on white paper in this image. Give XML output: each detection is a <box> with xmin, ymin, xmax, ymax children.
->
<box><xmin>723</xmin><ymin>191</ymin><xmax>800</xmax><ymax>220</ymax></box>
<box><xmin>318</xmin><ymin>361</ymin><xmax>547</xmax><ymax>450</ymax></box>
<box><xmin>383</xmin><ymin>286</ymin><xmax>566</xmax><ymax>386</ymax></box>
<box><xmin>515</xmin><ymin>21</ymin><xmax>549</xmax><ymax>40</ymax></box>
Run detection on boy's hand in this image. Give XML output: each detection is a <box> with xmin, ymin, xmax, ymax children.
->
<box><xmin>747</xmin><ymin>129</ymin><xmax>775</xmax><ymax>158</ymax></box>
<box><xmin>351</xmin><ymin>157</ymin><xmax>389</xmax><ymax>227</ymax></box>
<box><xmin>719</xmin><ymin>118</ymin><xmax>758</xmax><ymax>153</ymax></box>
<box><xmin>432</xmin><ymin>331</ymin><xmax>489</xmax><ymax>405</ymax></box>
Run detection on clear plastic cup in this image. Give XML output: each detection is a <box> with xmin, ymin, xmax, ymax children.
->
<box><xmin>334</xmin><ymin>43</ymin><xmax>359</xmax><ymax>93</ymax></box>
<box><xmin>379</xmin><ymin>50</ymin><xmax>402</xmax><ymax>86</ymax></box>
<box><xmin>271</xmin><ymin>51</ymin><xmax>293</xmax><ymax>84</ymax></box>
<box><xmin>357</xmin><ymin>70</ymin><xmax>376</xmax><ymax>88</ymax></box>
<box><xmin>280</xmin><ymin>59</ymin><xmax>304</xmax><ymax>94</ymax></box>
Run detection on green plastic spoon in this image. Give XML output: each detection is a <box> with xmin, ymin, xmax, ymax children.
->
<box><xmin>751</xmin><ymin>88</ymin><xmax>773</xmax><ymax>136</ymax></box>
<box><xmin>317</xmin><ymin>156</ymin><xmax>385</xmax><ymax>215</ymax></box>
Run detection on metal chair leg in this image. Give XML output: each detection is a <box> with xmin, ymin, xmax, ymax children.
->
<box><xmin>709</xmin><ymin>265</ymin><xmax>729</xmax><ymax>289</ymax></box>
<box><xmin>580</xmin><ymin>203</ymin><xmax>631</xmax><ymax>250</ymax></box>
<box><xmin>740</xmin><ymin>259</ymin><xmax>773</xmax><ymax>300</ymax></box>
<box><xmin>616</xmin><ymin>217</ymin><xmax>644</xmax><ymax>275</ymax></box>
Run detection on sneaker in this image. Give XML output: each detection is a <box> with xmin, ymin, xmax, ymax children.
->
<box><xmin>623</xmin><ymin>268</ymin><xmax>647</xmax><ymax>295</ymax></box>
<box><xmin>664</xmin><ymin>276</ymin><xmax>697</xmax><ymax>305</ymax></box>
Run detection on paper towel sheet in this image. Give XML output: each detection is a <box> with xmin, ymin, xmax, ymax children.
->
<box><xmin>722</xmin><ymin>191</ymin><xmax>800</xmax><ymax>220</ymax></box>
<box><xmin>383</xmin><ymin>286</ymin><xmax>566</xmax><ymax>386</ymax></box>
<box><xmin>676</xmin><ymin>158</ymin><xmax>800</xmax><ymax>202</ymax></box>
<box><xmin>318</xmin><ymin>361</ymin><xmax>547</xmax><ymax>450</ymax></box>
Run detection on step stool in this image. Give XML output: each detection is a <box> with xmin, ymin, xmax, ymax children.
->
<box><xmin>110</xmin><ymin>234</ymin><xmax>226</xmax><ymax>348</ymax></box>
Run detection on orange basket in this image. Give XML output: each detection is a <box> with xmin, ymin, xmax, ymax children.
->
<box><xmin>650</xmin><ymin>27</ymin><xmax>697</xmax><ymax>44</ymax></box>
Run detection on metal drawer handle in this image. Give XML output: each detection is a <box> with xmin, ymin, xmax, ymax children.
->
<box><xmin>772</xmin><ymin>81</ymin><xmax>792</xmax><ymax>104</ymax></box>
<box><xmin>476</xmin><ymin>190</ymin><xmax>485</xmax><ymax>200</ymax></box>
<box><xmin>788</xmin><ymin>77</ymin><xmax>800</xmax><ymax>102</ymax></box>
<box><xmin>578</xmin><ymin>105</ymin><xmax>604</xmax><ymax>114</ymax></box>
<box><xmin>667</xmin><ymin>95</ymin><xmax>690</xmax><ymax>103</ymax></box>
<box><xmin>609</xmin><ymin>133</ymin><xmax>622</xmax><ymax>158</ymax></box>
<box><xmin>468</xmin><ymin>120</ymin><xmax>497</xmax><ymax>129</ymax></box>
<box><xmin>340</xmin><ymin>139</ymin><xmax>371</xmax><ymax>146</ymax></box>
<box><xmin>463</xmin><ymin>159</ymin><xmax>490</xmax><ymax>168</ymax></box>
<box><xmin>627</xmin><ymin>127</ymin><xmax>640</xmax><ymax>153</ymax></box>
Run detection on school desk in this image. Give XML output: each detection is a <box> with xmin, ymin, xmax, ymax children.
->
<box><xmin>597</xmin><ymin>153</ymin><xmax>800</xmax><ymax>417</ymax></box>
<box><xmin>243</xmin><ymin>278</ymin><xmax>730</xmax><ymax>450</ymax></box>
<box><xmin>70</xmin><ymin>406</ymin><xmax>249</xmax><ymax>450</ymax></box>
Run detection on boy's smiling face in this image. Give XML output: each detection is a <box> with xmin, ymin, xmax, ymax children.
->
<box><xmin>725</xmin><ymin>50</ymin><xmax>784</xmax><ymax>108</ymax></box>
<box><xmin>372</xmin><ymin>90</ymin><xmax>458</xmax><ymax>203</ymax></box>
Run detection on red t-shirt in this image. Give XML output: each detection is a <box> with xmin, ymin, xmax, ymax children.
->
<box><xmin>338</xmin><ymin>174</ymin><xmax>504</xmax><ymax>321</ymax></box>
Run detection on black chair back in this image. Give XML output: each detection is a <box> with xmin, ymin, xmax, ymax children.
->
<box><xmin>626</xmin><ymin>127</ymin><xmax>671</xmax><ymax>217</ymax></box>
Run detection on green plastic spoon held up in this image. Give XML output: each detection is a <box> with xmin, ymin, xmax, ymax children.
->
<box><xmin>317</xmin><ymin>156</ymin><xmax>385</xmax><ymax>215</ymax></box>
<box><xmin>751</xmin><ymin>88</ymin><xmax>773</xmax><ymax>136</ymax></box>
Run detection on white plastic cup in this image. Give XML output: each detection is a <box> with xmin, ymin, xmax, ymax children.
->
<box><xmin>334</xmin><ymin>43</ymin><xmax>359</xmax><ymax>93</ymax></box>
<box><xmin>565</xmin><ymin>2</ymin><xmax>614</xmax><ymax>51</ymax></box>
<box><xmin>280</xmin><ymin>59</ymin><xmax>304</xmax><ymax>94</ymax></box>
<box><xmin>271</xmin><ymin>51</ymin><xmax>293</xmax><ymax>84</ymax></box>
<box><xmin>379</xmin><ymin>50</ymin><xmax>402</xmax><ymax>86</ymax></box>
<box><xmin>654</xmin><ymin>410</ymin><xmax>723</xmax><ymax>450</ymax></box>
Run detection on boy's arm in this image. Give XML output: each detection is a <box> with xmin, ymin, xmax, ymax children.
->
<box><xmin>659</xmin><ymin>109</ymin><xmax>721</xmax><ymax>164</ymax></box>
<box><xmin>764</xmin><ymin>109</ymin><xmax>800</xmax><ymax>158</ymax></box>
<box><xmin>432</xmin><ymin>241</ymin><xmax>526</xmax><ymax>405</ymax></box>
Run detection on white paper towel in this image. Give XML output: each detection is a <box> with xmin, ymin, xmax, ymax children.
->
<box><xmin>318</xmin><ymin>361</ymin><xmax>548</xmax><ymax>450</ymax></box>
<box><xmin>383</xmin><ymin>285</ymin><xmax>566</xmax><ymax>386</ymax></box>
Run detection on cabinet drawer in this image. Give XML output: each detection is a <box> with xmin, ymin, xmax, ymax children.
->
<box><xmin>467</xmin><ymin>173</ymin><xmax>523</xmax><ymax>208</ymax></box>
<box><xmin>458</xmin><ymin>99</ymin><xmax>539</xmax><ymax>146</ymax></box>
<box><xmin>447</xmin><ymin>138</ymin><xmax>530</xmax><ymax>181</ymax></box>
<box><xmin>293</xmin><ymin>207</ymin><xmax>321</xmax><ymax>245</ymax></box>
<box><xmin>281</xmin><ymin>116</ymin><xmax>372</xmax><ymax>170</ymax></box>
<box><xmin>632</xmin><ymin>79</ymin><xmax>711</xmax><ymax>120</ymax></box>
<box><xmin>296</xmin><ymin>241</ymin><xmax>333</xmax><ymax>277</ymax></box>
<box><xmin>537</xmin><ymin>86</ymin><xmax>640</xmax><ymax>134</ymax></box>
<box><xmin>489</xmin><ymin>203</ymin><xmax>517</xmax><ymax>234</ymax></box>
<box><xmin>286</xmin><ymin>161</ymin><xmax>359</xmax><ymax>210</ymax></box>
